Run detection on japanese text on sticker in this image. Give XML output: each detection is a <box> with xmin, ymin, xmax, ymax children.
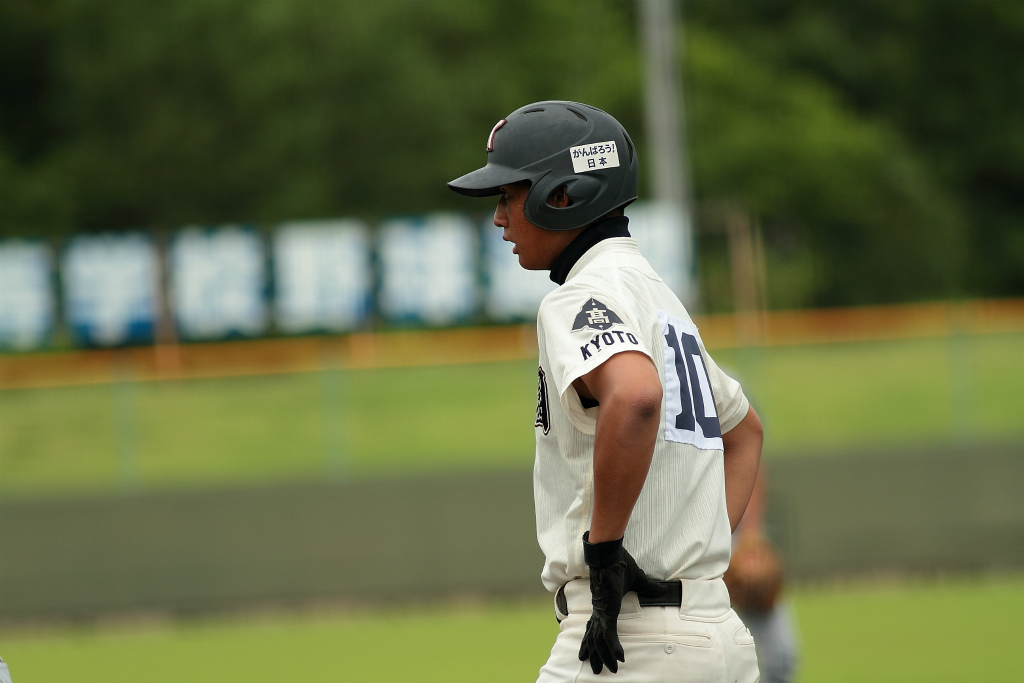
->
<box><xmin>570</xmin><ymin>141</ymin><xmax>620</xmax><ymax>174</ymax></box>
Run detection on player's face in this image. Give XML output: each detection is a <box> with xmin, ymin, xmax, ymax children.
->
<box><xmin>494</xmin><ymin>183</ymin><xmax>578</xmax><ymax>270</ymax></box>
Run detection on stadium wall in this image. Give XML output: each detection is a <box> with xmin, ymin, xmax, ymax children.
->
<box><xmin>2</xmin><ymin>443</ymin><xmax>1022</xmax><ymax>621</ymax></box>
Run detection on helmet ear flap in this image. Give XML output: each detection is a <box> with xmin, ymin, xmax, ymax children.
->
<box><xmin>526</xmin><ymin>174</ymin><xmax>610</xmax><ymax>230</ymax></box>
<box><xmin>563</xmin><ymin>175</ymin><xmax>603</xmax><ymax>206</ymax></box>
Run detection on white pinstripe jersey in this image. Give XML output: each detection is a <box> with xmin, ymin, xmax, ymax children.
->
<box><xmin>533</xmin><ymin>237</ymin><xmax>749</xmax><ymax>592</ymax></box>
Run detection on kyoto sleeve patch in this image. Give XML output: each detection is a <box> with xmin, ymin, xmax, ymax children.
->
<box><xmin>572</xmin><ymin>298</ymin><xmax>624</xmax><ymax>332</ymax></box>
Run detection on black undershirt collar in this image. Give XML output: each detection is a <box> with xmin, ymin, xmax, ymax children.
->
<box><xmin>548</xmin><ymin>215</ymin><xmax>631</xmax><ymax>285</ymax></box>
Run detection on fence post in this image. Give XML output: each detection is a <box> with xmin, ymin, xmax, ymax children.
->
<box><xmin>320</xmin><ymin>337</ymin><xmax>347</xmax><ymax>476</ymax></box>
<box><xmin>948</xmin><ymin>301</ymin><xmax>978</xmax><ymax>442</ymax></box>
<box><xmin>112</xmin><ymin>350</ymin><xmax>141</xmax><ymax>491</ymax></box>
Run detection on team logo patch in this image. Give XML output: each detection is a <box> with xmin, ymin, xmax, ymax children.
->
<box><xmin>535</xmin><ymin>367</ymin><xmax>551</xmax><ymax>435</ymax></box>
<box><xmin>572</xmin><ymin>298</ymin><xmax>624</xmax><ymax>332</ymax></box>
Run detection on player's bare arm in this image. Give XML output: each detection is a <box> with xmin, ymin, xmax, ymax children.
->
<box><xmin>722</xmin><ymin>405</ymin><xmax>764</xmax><ymax>531</ymax></box>
<box><xmin>573</xmin><ymin>349</ymin><xmax>665</xmax><ymax>675</ymax></box>
<box><xmin>572</xmin><ymin>350</ymin><xmax>662</xmax><ymax>543</ymax></box>
<box><xmin>741</xmin><ymin>460</ymin><xmax>768</xmax><ymax>533</ymax></box>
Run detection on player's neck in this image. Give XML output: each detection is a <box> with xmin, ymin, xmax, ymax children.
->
<box><xmin>548</xmin><ymin>215</ymin><xmax>631</xmax><ymax>285</ymax></box>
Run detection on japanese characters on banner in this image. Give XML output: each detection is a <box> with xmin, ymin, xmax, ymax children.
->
<box><xmin>0</xmin><ymin>241</ymin><xmax>55</xmax><ymax>350</ymax></box>
<box><xmin>626</xmin><ymin>201</ymin><xmax>694</xmax><ymax>305</ymax></box>
<box><xmin>170</xmin><ymin>227</ymin><xmax>268</xmax><ymax>340</ymax></box>
<box><xmin>63</xmin><ymin>233</ymin><xmax>158</xmax><ymax>347</ymax></box>
<box><xmin>482</xmin><ymin>217</ymin><xmax>557</xmax><ymax>321</ymax></box>
<box><xmin>273</xmin><ymin>220</ymin><xmax>372</xmax><ymax>333</ymax></box>
<box><xmin>377</xmin><ymin>213</ymin><xmax>478</xmax><ymax>326</ymax></box>
<box><xmin>0</xmin><ymin>204</ymin><xmax>693</xmax><ymax>350</ymax></box>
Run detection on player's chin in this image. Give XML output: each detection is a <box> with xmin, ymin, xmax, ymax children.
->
<box><xmin>517</xmin><ymin>254</ymin><xmax>546</xmax><ymax>271</ymax></box>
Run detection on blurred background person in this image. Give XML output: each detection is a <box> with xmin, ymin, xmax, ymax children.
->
<box><xmin>725</xmin><ymin>465</ymin><xmax>800</xmax><ymax>683</ymax></box>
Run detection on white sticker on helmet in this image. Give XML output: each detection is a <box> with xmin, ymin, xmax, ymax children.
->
<box><xmin>569</xmin><ymin>141</ymin><xmax>620</xmax><ymax>173</ymax></box>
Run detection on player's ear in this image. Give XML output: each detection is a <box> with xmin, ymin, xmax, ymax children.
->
<box><xmin>547</xmin><ymin>185</ymin><xmax>571</xmax><ymax>208</ymax></box>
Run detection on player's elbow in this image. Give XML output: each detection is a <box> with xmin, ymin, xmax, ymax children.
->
<box><xmin>627</xmin><ymin>383</ymin><xmax>663</xmax><ymax>426</ymax></box>
<box><xmin>588</xmin><ymin>351</ymin><xmax>663</xmax><ymax>426</ymax></box>
<box><xmin>601</xmin><ymin>381</ymin><xmax>662</xmax><ymax>426</ymax></box>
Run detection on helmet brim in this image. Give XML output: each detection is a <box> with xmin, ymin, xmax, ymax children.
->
<box><xmin>447</xmin><ymin>163</ymin><xmax>532</xmax><ymax>197</ymax></box>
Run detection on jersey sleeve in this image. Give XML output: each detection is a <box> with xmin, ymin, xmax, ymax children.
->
<box><xmin>701</xmin><ymin>347</ymin><xmax>750</xmax><ymax>433</ymax></box>
<box><xmin>537</xmin><ymin>281</ymin><xmax>654</xmax><ymax>434</ymax></box>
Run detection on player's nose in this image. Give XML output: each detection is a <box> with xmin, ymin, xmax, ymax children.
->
<box><xmin>493</xmin><ymin>201</ymin><xmax>508</xmax><ymax>228</ymax></box>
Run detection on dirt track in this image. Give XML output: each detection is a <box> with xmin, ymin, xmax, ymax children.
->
<box><xmin>2</xmin><ymin>298</ymin><xmax>1023</xmax><ymax>390</ymax></box>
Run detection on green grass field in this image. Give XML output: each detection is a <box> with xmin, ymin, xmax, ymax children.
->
<box><xmin>1</xmin><ymin>574</ymin><xmax>1020</xmax><ymax>683</ymax></box>
<box><xmin>1</xmin><ymin>331</ymin><xmax>1022</xmax><ymax>495</ymax></box>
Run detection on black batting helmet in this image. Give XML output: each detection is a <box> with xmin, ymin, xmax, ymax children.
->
<box><xmin>448</xmin><ymin>101</ymin><xmax>639</xmax><ymax>231</ymax></box>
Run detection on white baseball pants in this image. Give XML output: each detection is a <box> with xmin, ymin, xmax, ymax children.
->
<box><xmin>537</xmin><ymin>577</ymin><xmax>760</xmax><ymax>683</ymax></box>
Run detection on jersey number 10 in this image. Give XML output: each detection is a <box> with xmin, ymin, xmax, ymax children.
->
<box><xmin>660</xmin><ymin>312</ymin><xmax>723</xmax><ymax>450</ymax></box>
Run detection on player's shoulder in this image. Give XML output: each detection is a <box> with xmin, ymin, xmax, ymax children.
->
<box><xmin>539</xmin><ymin>270</ymin><xmax>623</xmax><ymax>317</ymax></box>
<box><xmin>539</xmin><ymin>276</ymin><xmax>650</xmax><ymax>349</ymax></box>
<box><xmin>585</xmin><ymin>237</ymin><xmax>660</xmax><ymax>278</ymax></box>
<box><xmin>540</xmin><ymin>240</ymin><xmax>660</xmax><ymax>324</ymax></box>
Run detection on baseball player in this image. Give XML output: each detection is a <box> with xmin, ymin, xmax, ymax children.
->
<box><xmin>727</xmin><ymin>466</ymin><xmax>800</xmax><ymax>683</ymax></box>
<box><xmin>0</xmin><ymin>656</ymin><xmax>12</xmax><ymax>683</ymax></box>
<box><xmin>449</xmin><ymin>101</ymin><xmax>764</xmax><ymax>681</ymax></box>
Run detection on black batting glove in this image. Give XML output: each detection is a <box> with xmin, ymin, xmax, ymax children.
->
<box><xmin>578</xmin><ymin>532</ymin><xmax>665</xmax><ymax>675</ymax></box>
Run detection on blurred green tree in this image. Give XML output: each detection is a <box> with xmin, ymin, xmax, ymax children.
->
<box><xmin>686</xmin><ymin>0</ymin><xmax>1024</xmax><ymax>300</ymax></box>
<box><xmin>0</xmin><ymin>0</ymin><xmax>638</xmax><ymax>233</ymax></box>
<box><xmin>0</xmin><ymin>0</ymin><xmax>1019</xmax><ymax>309</ymax></box>
<box><xmin>683</xmin><ymin>25</ymin><xmax>964</xmax><ymax>308</ymax></box>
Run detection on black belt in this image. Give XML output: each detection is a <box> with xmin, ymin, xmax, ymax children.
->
<box><xmin>556</xmin><ymin>580</ymin><xmax>683</xmax><ymax>617</ymax></box>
